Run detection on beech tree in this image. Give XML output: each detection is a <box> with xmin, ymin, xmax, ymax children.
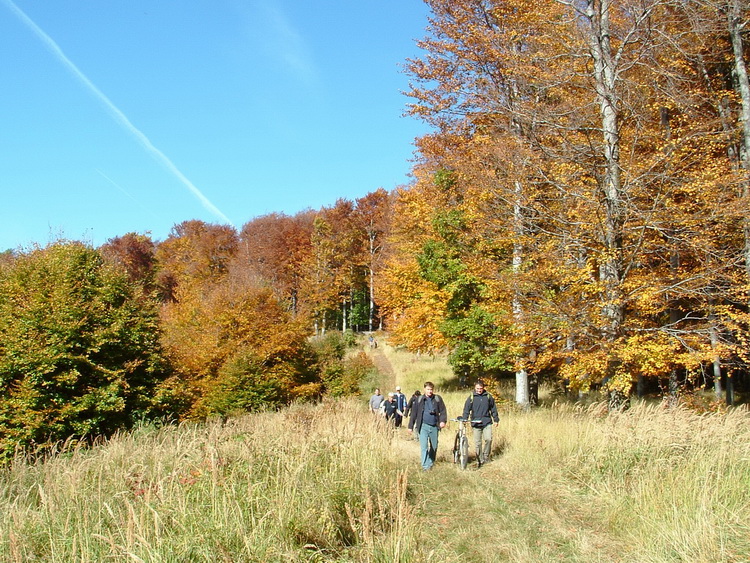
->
<box><xmin>238</xmin><ymin>211</ymin><xmax>315</xmax><ymax>315</ymax></box>
<box><xmin>0</xmin><ymin>242</ymin><xmax>165</xmax><ymax>458</ymax></box>
<box><xmin>352</xmin><ymin>189</ymin><xmax>392</xmax><ymax>332</ymax></box>
<box><xmin>389</xmin><ymin>0</ymin><xmax>750</xmax><ymax>403</ymax></box>
<box><xmin>155</xmin><ymin>220</ymin><xmax>238</xmax><ymax>301</ymax></box>
<box><xmin>158</xmin><ymin>279</ymin><xmax>317</xmax><ymax>419</ymax></box>
<box><xmin>100</xmin><ymin>232</ymin><xmax>157</xmax><ymax>288</ymax></box>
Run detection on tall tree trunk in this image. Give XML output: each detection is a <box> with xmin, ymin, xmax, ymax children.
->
<box><xmin>586</xmin><ymin>0</ymin><xmax>625</xmax><ymax>342</ymax></box>
<box><xmin>584</xmin><ymin>0</ymin><xmax>628</xmax><ymax>408</ymax></box>
<box><xmin>512</xmin><ymin>180</ymin><xmax>530</xmax><ymax>408</ymax></box>
<box><xmin>727</xmin><ymin>0</ymin><xmax>750</xmax><ymax>280</ymax></box>
<box><xmin>369</xmin><ymin>263</ymin><xmax>375</xmax><ymax>333</ymax></box>
<box><xmin>663</xmin><ymin>104</ymin><xmax>680</xmax><ymax>407</ymax></box>
<box><xmin>710</xmin><ymin>316</ymin><xmax>724</xmax><ymax>400</ymax></box>
<box><xmin>726</xmin><ymin>373</ymin><xmax>735</xmax><ymax>405</ymax></box>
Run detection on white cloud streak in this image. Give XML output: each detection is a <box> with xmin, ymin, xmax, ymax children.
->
<box><xmin>252</xmin><ymin>0</ymin><xmax>317</xmax><ymax>85</ymax></box>
<box><xmin>95</xmin><ymin>169</ymin><xmax>161</xmax><ymax>221</ymax></box>
<box><xmin>3</xmin><ymin>0</ymin><xmax>234</xmax><ymax>226</ymax></box>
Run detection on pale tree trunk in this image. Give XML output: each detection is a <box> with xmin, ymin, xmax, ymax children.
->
<box><xmin>367</xmin><ymin>225</ymin><xmax>377</xmax><ymax>332</ymax></box>
<box><xmin>512</xmin><ymin>180</ymin><xmax>530</xmax><ymax>408</ymax></box>
<box><xmin>585</xmin><ymin>0</ymin><xmax>625</xmax><ymax>342</ymax></box>
<box><xmin>342</xmin><ymin>298</ymin><xmax>347</xmax><ymax>332</ymax></box>
<box><xmin>583</xmin><ymin>0</ymin><xmax>628</xmax><ymax>408</ymax></box>
<box><xmin>369</xmin><ymin>263</ymin><xmax>375</xmax><ymax>333</ymax></box>
<box><xmin>664</xmin><ymin>273</ymin><xmax>681</xmax><ymax>403</ymax></box>
<box><xmin>727</xmin><ymin>0</ymin><xmax>750</xmax><ymax>281</ymax></box>
<box><xmin>665</xmin><ymin>110</ymin><xmax>680</xmax><ymax>407</ymax></box>
<box><xmin>710</xmin><ymin>319</ymin><xmax>724</xmax><ymax>400</ymax></box>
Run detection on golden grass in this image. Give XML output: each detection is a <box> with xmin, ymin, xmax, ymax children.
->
<box><xmin>378</xmin><ymin>337</ymin><xmax>750</xmax><ymax>562</ymax></box>
<box><xmin>0</xmin><ymin>400</ymin><xmax>421</xmax><ymax>562</ymax></box>
<box><xmin>3</xmin><ymin>338</ymin><xmax>750</xmax><ymax>561</ymax></box>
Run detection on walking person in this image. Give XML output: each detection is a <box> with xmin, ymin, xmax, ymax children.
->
<box><xmin>404</xmin><ymin>390</ymin><xmax>421</xmax><ymax>440</ymax></box>
<box><xmin>404</xmin><ymin>390</ymin><xmax>421</xmax><ymax>418</ymax></box>
<box><xmin>383</xmin><ymin>392</ymin><xmax>398</xmax><ymax>425</ymax></box>
<box><xmin>394</xmin><ymin>386</ymin><xmax>407</xmax><ymax>428</ymax></box>
<box><xmin>369</xmin><ymin>388</ymin><xmax>384</xmax><ymax>414</ymax></box>
<box><xmin>462</xmin><ymin>380</ymin><xmax>499</xmax><ymax>468</ymax></box>
<box><xmin>408</xmin><ymin>382</ymin><xmax>447</xmax><ymax>471</ymax></box>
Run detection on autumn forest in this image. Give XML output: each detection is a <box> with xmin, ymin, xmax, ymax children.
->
<box><xmin>1</xmin><ymin>0</ymin><xmax>750</xmax><ymax>458</ymax></box>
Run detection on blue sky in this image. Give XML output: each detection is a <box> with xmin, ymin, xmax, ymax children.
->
<box><xmin>0</xmin><ymin>0</ymin><xmax>431</xmax><ymax>251</ymax></box>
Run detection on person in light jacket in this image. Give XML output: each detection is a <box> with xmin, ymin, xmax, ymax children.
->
<box><xmin>369</xmin><ymin>388</ymin><xmax>384</xmax><ymax>414</ymax></box>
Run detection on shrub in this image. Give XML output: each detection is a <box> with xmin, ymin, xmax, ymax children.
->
<box><xmin>0</xmin><ymin>242</ymin><xmax>166</xmax><ymax>459</ymax></box>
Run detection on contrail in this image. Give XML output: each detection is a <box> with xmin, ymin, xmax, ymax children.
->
<box><xmin>95</xmin><ymin>169</ymin><xmax>161</xmax><ymax>221</ymax></box>
<box><xmin>3</xmin><ymin>0</ymin><xmax>234</xmax><ymax>226</ymax></box>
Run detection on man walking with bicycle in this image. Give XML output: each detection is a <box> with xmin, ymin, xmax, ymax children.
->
<box><xmin>408</xmin><ymin>381</ymin><xmax>447</xmax><ymax>471</ymax></box>
<box><xmin>462</xmin><ymin>380</ymin><xmax>499</xmax><ymax>468</ymax></box>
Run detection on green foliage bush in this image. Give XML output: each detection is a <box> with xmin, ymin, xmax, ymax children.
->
<box><xmin>202</xmin><ymin>349</ymin><xmax>286</xmax><ymax>416</ymax></box>
<box><xmin>417</xmin><ymin>213</ymin><xmax>513</xmax><ymax>380</ymax></box>
<box><xmin>0</xmin><ymin>242</ymin><xmax>166</xmax><ymax>459</ymax></box>
<box><xmin>310</xmin><ymin>331</ymin><xmax>375</xmax><ymax>397</ymax></box>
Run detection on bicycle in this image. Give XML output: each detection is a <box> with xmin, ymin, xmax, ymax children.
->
<box><xmin>451</xmin><ymin>417</ymin><xmax>481</xmax><ymax>470</ymax></box>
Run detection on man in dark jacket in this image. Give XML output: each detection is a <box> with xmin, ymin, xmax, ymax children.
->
<box><xmin>462</xmin><ymin>380</ymin><xmax>499</xmax><ymax>467</ymax></box>
<box><xmin>404</xmin><ymin>390</ymin><xmax>421</xmax><ymax>418</ymax></box>
<box><xmin>393</xmin><ymin>386</ymin><xmax>407</xmax><ymax>428</ymax></box>
<box><xmin>382</xmin><ymin>392</ymin><xmax>399</xmax><ymax>425</ymax></box>
<box><xmin>408</xmin><ymin>382</ymin><xmax>448</xmax><ymax>470</ymax></box>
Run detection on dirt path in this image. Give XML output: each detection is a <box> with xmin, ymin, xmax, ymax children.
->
<box><xmin>368</xmin><ymin>338</ymin><xmax>625</xmax><ymax>562</ymax></box>
<box><xmin>368</xmin><ymin>343</ymin><xmax>398</xmax><ymax>390</ymax></box>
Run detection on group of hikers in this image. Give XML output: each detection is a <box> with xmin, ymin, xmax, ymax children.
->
<box><xmin>368</xmin><ymin>385</ymin><xmax>411</xmax><ymax>427</ymax></box>
<box><xmin>368</xmin><ymin>380</ymin><xmax>499</xmax><ymax>471</ymax></box>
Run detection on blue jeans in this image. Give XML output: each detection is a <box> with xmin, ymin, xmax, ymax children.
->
<box><xmin>419</xmin><ymin>423</ymin><xmax>439</xmax><ymax>470</ymax></box>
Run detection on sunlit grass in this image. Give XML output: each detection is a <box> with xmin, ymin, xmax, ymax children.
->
<box><xmin>0</xmin><ymin>400</ymin><xmax>420</xmax><ymax>562</ymax></box>
<box><xmin>4</xmin><ymin>339</ymin><xmax>750</xmax><ymax>561</ymax></box>
<box><xmin>377</xmin><ymin>338</ymin><xmax>452</xmax><ymax>394</ymax></box>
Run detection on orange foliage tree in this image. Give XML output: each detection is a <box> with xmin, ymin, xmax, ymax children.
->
<box><xmin>383</xmin><ymin>0</ymin><xmax>750</xmax><ymax>404</ymax></box>
<box><xmin>154</xmin><ymin>220</ymin><xmax>319</xmax><ymax>418</ymax></box>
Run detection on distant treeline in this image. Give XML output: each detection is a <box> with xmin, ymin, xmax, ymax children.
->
<box><xmin>0</xmin><ymin>205</ymin><xmax>386</xmax><ymax>458</ymax></box>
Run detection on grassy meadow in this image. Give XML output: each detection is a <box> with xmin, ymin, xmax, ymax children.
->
<box><xmin>2</xmin><ymin>335</ymin><xmax>750</xmax><ymax>561</ymax></box>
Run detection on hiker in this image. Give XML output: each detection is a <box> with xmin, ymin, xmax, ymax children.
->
<box><xmin>462</xmin><ymin>380</ymin><xmax>499</xmax><ymax>468</ymax></box>
<box><xmin>404</xmin><ymin>389</ymin><xmax>421</xmax><ymax>418</ymax></box>
<box><xmin>393</xmin><ymin>386</ymin><xmax>407</xmax><ymax>428</ymax></box>
<box><xmin>369</xmin><ymin>388</ymin><xmax>384</xmax><ymax>414</ymax></box>
<box><xmin>382</xmin><ymin>392</ymin><xmax>399</xmax><ymax>425</ymax></box>
<box><xmin>408</xmin><ymin>382</ymin><xmax>448</xmax><ymax>471</ymax></box>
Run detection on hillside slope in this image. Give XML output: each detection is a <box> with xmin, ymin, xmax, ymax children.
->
<box><xmin>368</xmin><ymin>339</ymin><xmax>625</xmax><ymax>563</ymax></box>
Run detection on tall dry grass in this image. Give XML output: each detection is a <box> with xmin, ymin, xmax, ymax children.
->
<box><xmin>4</xmin><ymin>335</ymin><xmax>750</xmax><ymax>562</ymax></box>
<box><xmin>492</xmin><ymin>401</ymin><xmax>750</xmax><ymax>561</ymax></box>
<box><xmin>0</xmin><ymin>400</ymin><xmax>419</xmax><ymax>562</ymax></box>
<box><xmin>380</xmin><ymin>338</ymin><xmax>750</xmax><ymax>561</ymax></box>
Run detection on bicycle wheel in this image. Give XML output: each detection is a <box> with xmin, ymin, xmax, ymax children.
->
<box><xmin>459</xmin><ymin>435</ymin><xmax>469</xmax><ymax>470</ymax></box>
<box><xmin>453</xmin><ymin>433</ymin><xmax>461</xmax><ymax>464</ymax></box>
